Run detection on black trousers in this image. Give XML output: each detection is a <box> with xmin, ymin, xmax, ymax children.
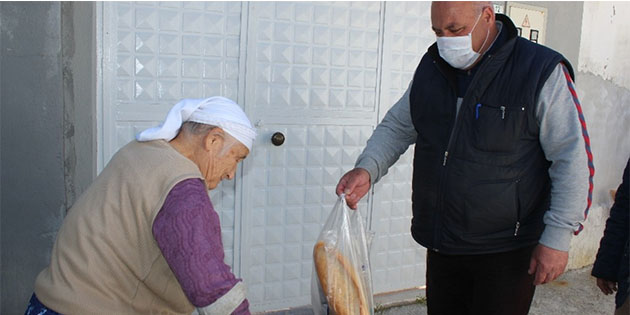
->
<box><xmin>426</xmin><ymin>245</ymin><xmax>536</xmax><ymax>315</ymax></box>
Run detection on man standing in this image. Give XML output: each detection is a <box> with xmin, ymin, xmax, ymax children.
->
<box><xmin>336</xmin><ymin>2</ymin><xmax>593</xmax><ymax>314</ymax></box>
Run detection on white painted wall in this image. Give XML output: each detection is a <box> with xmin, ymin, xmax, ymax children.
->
<box><xmin>568</xmin><ymin>1</ymin><xmax>630</xmax><ymax>269</ymax></box>
<box><xmin>578</xmin><ymin>2</ymin><xmax>630</xmax><ymax>90</ymax></box>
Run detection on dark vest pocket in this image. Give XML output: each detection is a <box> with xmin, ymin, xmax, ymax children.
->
<box><xmin>472</xmin><ymin>104</ymin><xmax>526</xmax><ymax>152</ymax></box>
<box><xmin>463</xmin><ymin>178</ymin><xmax>520</xmax><ymax>237</ymax></box>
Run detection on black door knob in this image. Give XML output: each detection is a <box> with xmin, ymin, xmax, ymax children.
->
<box><xmin>271</xmin><ymin>132</ymin><xmax>285</xmax><ymax>146</ymax></box>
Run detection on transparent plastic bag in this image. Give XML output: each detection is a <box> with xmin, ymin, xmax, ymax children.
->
<box><xmin>311</xmin><ymin>194</ymin><xmax>374</xmax><ymax>315</ymax></box>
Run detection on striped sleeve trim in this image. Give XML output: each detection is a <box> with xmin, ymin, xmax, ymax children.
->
<box><xmin>561</xmin><ymin>64</ymin><xmax>594</xmax><ymax>235</ymax></box>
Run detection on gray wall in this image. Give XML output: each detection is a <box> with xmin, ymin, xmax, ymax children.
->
<box><xmin>61</xmin><ymin>2</ymin><xmax>96</xmax><ymax>206</ymax></box>
<box><xmin>1</xmin><ymin>3</ymin><xmax>65</xmax><ymax>312</ymax></box>
<box><xmin>0</xmin><ymin>3</ymin><xmax>95</xmax><ymax>313</ymax></box>
<box><xmin>508</xmin><ymin>1</ymin><xmax>584</xmax><ymax>69</ymax></box>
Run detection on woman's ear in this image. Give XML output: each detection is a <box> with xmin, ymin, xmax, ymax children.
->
<box><xmin>203</xmin><ymin>127</ymin><xmax>226</xmax><ymax>152</ymax></box>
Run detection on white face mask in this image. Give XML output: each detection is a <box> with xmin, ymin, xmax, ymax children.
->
<box><xmin>436</xmin><ymin>12</ymin><xmax>490</xmax><ymax>69</ymax></box>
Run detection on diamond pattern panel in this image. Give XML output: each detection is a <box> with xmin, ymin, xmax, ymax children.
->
<box><xmin>368</xmin><ymin>2</ymin><xmax>435</xmax><ymax>294</ymax></box>
<box><xmin>370</xmin><ymin>149</ymin><xmax>424</xmax><ymax>293</ymax></box>
<box><xmin>384</xmin><ymin>2</ymin><xmax>434</xmax><ymax>111</ymax></box>
<box><xmin>108</xmin><ymin>2</ymin><xmax>244</xmax><ymax>269</ymax></box>
<box><xmin>245</xmin><ymin>125</ymin><xmax>372</xmax><ymax>311</ymax></box>
<box><xmin>104</xmin><ymin>2</ymin><xmax>434</xmax><ymax>312</ymax></box>
<box><xmin>252</xmin><ymin>2</ymin><xmax>382</xmax><ymax>112</ymax></box>
<box><xmin>113</xmin><ymin>2</ymin><xmax>242</xmax><ymax>105</ymax></box>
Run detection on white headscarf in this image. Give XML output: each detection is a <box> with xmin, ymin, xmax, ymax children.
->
<box><xmin>136</xmin><ymin>97</ymin><xmax>257</xmax><ymax>150</ymax></box>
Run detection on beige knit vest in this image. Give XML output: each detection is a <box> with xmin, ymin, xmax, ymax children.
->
<box><xmin>34</xmin><ymin>140</ymin><xmax>204</xmax><ymax>314</ymax></box>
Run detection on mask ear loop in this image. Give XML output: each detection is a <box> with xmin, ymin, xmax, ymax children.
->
<box><xmin>469</xmin><ymin>11</ymin><xmax>483</xmax><ymax>36</ymax></box>
<box><xmin>469</xmin><ymin>11</ymin><xmax>491</xmax><ymax>54</ymax></box>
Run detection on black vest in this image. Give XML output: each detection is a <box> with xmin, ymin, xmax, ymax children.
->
<box><xmin>408</xmin><ymin>14</ymin><xmax>574</xmax><ymax>254</ymax></box>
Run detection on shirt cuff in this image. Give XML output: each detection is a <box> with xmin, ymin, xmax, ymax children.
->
<box><xmin>538</xmin><ymin>225</ymin><xmax>573</xmax><ymax>252</ymax></box>
<box><xmin>197</xmin><ymin>281</ymin><xmax>247</xmax><ymax>315</ymax></box>
<box><xmin>355</xmin><ymin>157</ymin><xmax>379</xmax><ymax>185</ymax></box>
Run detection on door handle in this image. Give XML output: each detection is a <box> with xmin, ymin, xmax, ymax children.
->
<box><xmin>271</xmin><ymin>132</ymin><xmax>285</xmax><ymax>146</ymax></box>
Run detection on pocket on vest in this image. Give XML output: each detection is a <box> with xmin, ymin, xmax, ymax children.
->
<box><xmin>463</xmin><ymin>178</ymin><xmax>520</xmax><ymax>237</ymax></box>
<box><xmin>472</xmin><ymin>104</ymin><xmax>526</xmax><ymax>152</ymax></box>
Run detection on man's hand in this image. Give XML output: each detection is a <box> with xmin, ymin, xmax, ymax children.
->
<box><xmin>596</xmin><ymin>278</ymin><xmax>618</xmax><ymax>295</ymax></box>
<box><xmin>528</xmin><ymin>244</ymin><xmax>569</xmax><ymax>285</ymax></box>
<box><xmin>336</xmin><ymin>168</ymin><xmax>371</xmax><ymax>210</ymax></box>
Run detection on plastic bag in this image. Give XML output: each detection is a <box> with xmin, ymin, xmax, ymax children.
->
<box><xmin>311</xmin><ymin>194</ymin><xmax>374</xmax><ymax>315</ymax></box>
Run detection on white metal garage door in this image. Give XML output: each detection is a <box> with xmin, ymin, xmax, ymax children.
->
<box><xmin>98</xmin><ymin>1</ymin><xmax>433</xmax><ymax>312</ymax></box>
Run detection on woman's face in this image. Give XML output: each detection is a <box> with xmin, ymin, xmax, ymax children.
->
<box><xmin>199</xmin><ymin>136</ymin><xmax>249</xmax><ymax>190</ymax></box>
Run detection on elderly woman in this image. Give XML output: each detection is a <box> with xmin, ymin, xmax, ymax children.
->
<box><xmin>25</xmin><ymin>97</ymin><xmax>256</xmax><ymax>314</ymax></box>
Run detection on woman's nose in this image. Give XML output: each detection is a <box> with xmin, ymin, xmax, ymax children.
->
<box><xmin>226</xmin><ymin>170</ymin><xmax>236</xmax><ymax>180</ymax></box>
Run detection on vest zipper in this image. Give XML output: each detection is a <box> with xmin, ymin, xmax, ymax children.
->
<box><xmin>514</xmin><ymin>179</ymin><xmax>521</xmax><ymax>236</ymax></box>
<box><xmin>500</xmin><ymin>106</ymin><xmax>506</xmax><ymax>119</ymax></box>
<box><xmin>429</xmin><ymin>62</ymin><xmax>460</xmax><ymax>251</ymax></box>
<box><xmin>441</xmin><ymin>55</ymin><xmax>494</xmax><ymax>167</ymax></box>
<box><xmin>431</xmin><ymin>55</ymin><xmax>494</xmax><ymax>250</ymax></box>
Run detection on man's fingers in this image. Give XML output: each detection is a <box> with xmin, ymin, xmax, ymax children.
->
<box><xmin>345</xmin><ymin>174</ymin><xmax>362</xmax><ymax>193</ymax></box>
<box><xmin>336</xmin><ymin>177</ymin><xmax>348</xmax><ymax>195</ymax></box>
<box><xmin>336</xmin><ymin>168</ymin><xmax>371</xmax><ymax>209</ymax></box>
<box><xmin>549</xmin><ymin>268</ymin><xmax>563</xmax><ymax>283</ymax></box>
<box><xmin>534</xmin><ymin>268</ymin><xmax>547</xmax><ymax>285</ymax></box>
<box><xmin>531</xmin><ymin>260</ymin><xmax>552</xmax><ymax>285</ymax></box>
<box><xmin>347</xmin><ymin>200</ymin><xmax>358</xmax><ymax>210</ymax></box>
<box><xmin>528</xmin><ymin>257</ymin><xmax>537</xmax><ymax>275</ymax></box>
<box><xmin>336</xmin><ymin>171</ymin><xmax>360</xmax><ymax>196</ymax></box>
<box><xmin>345</xmin><ymin>193</ymin><xmax>359</xmax><ymax>210</ymax></box>
<box><xmin>533</xmin><ymin>265</ymin><xmax>564</xmax><ymax>285</ymax></box>
<box><xmin>544</xmin><ymin>269</ymin><xmax>557</xmax><ymax>284</ymax></box>
<box><xmin>530</xmin><ymin>244</ymin><xmax>569</xmax><ymax>285</ymax></box>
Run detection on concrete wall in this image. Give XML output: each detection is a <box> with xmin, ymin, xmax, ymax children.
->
<box><xmin>0</xmin><ymin>3</ymin><xmax>95</xmax><ymax>313</ymax></box>
<box><xmin>1</xmin><ymin>3</ymin><xmax>65</xmax><ymax>312</ymax></box>
<box><xmin>61</xmin><ymin>2</ymin><xmax>96</xmax><ymax>206</ymax></box>
<box><xmin>568</xmin><ymin>2</ymin><xmax>630</xmax><ymax>269</ymax></box>
<box><xmin>578</xmin><ymin>2</ymin><xmax>630</xmax><ymax>89</ymax></box>
<box><xmin>515</xmin><ymin>1</ymin><xmax>584</xmax><ymax>69</ymax></box>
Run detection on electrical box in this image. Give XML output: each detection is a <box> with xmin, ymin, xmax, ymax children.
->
<box><xmin>493</xmin><ymin>2</ymin><xmax>505</xmax><ymax>14</ymax></box>
<box><xmin>506</xmin><ymin>2</ymin><xmax>547</xmax><ymax>45</ymax></box>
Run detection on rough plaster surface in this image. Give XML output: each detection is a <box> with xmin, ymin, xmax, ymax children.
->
<box><xmin>567</xmin><ymin>2</ymin><xmax>630</xmax><ymax>270</ymax></box>
<box><xmin>61</xmin><ymin>2</ymin><xmax>95</xmax><ymax>207</ymax></box>
<box><xmin>1</xmin><ymin>3</ymin><xmax>65</xmax><ymax>314</ymax></box>
<box><xmin>579</xmin><ymin>2</ymin><xmax>630</xmax><ymax>90</ymax></box>
<box><xmin>568</xmin><ymin>72</ymin><xmax>630</xmax><ymax>269</ymax></box>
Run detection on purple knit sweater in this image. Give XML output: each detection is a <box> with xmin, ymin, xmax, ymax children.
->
<box><xmin>152</xmin><ymin>178</ymin><xmax>249</xmax><ymax>314</ymax></box>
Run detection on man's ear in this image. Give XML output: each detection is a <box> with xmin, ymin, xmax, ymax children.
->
<box><xmin>203</xmin><ymin>127</ymin><xmax>226</xmax><ymax>152</ymax></box>
<box><xmin>483</xmin><ymin>6</ymin><xmax>494</xmax><ymax>23</ymax></box>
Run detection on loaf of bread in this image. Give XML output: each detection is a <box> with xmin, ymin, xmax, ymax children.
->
<box><xmin>313</xmin><ymin>241</ymin><xmax>369</xmax><ymax>315</ymax></box>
